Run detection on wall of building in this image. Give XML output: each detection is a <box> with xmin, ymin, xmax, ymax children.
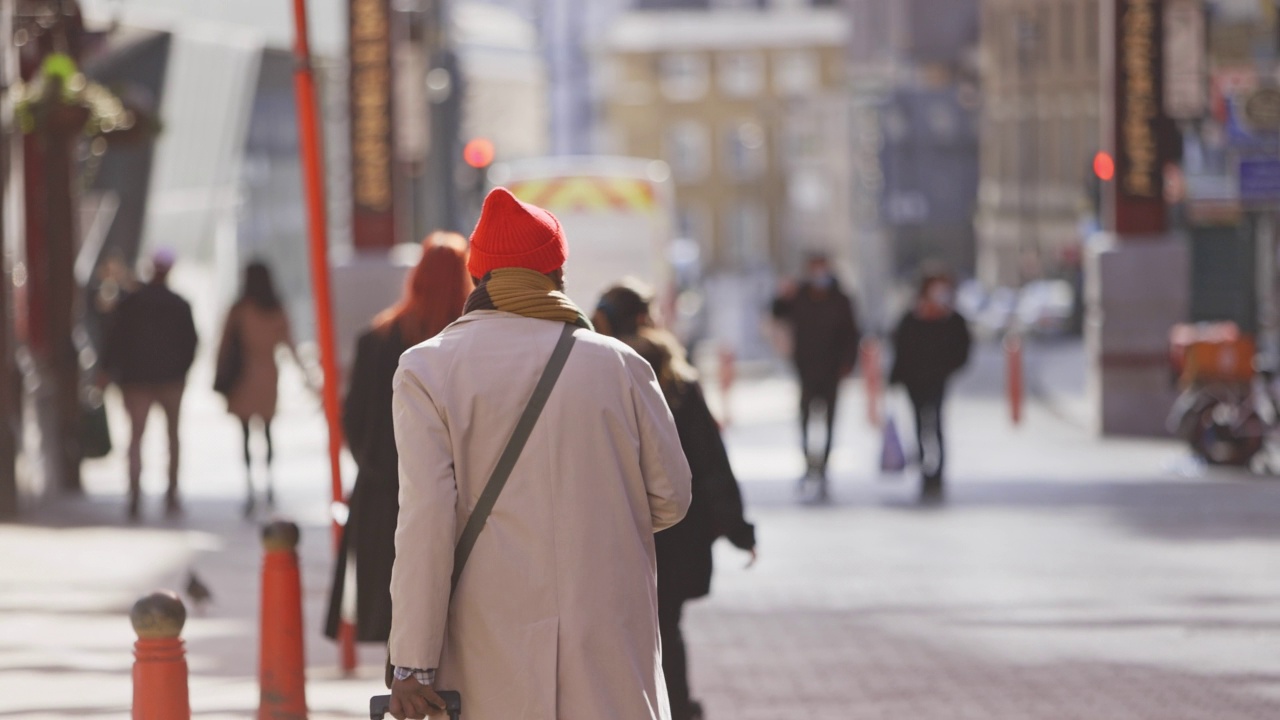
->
<box><xmin>976</xmin><ymin>0</ymin><xmax>1100</xmax><ymax>287</ymax></box>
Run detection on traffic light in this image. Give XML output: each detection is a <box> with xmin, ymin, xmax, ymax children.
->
<box><xmin>463</xmin><ymin>137</ymin><xmax>495</xmax><ymax>169</ymax></box>
<box><xmin>1092</xmin><ymin>151</ymin><xmax>1115</xmax><ymax>182</ymax></box>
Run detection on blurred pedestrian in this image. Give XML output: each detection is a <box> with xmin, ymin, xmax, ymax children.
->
<box><xmin>770</xmin><ymin>253</ymin><xmax>860</xmax><ymax>497</ymax></box>
<box><xmin>214</xmin><ymin>261</ymin><xmax>306</xmax><ymax>516</ymax></box>
<box><xmin>594</xmin><ymin>283</ymin><xmax>756</xmax><ymax>720</ymax></box>
<box><xmin>100</xmin><ymin>249</ymin><xmax>198</xmax><ymax>519</ymax></box>
<box><xmin>323</xmin><ymin>232</ymin><xmax>472</xmax><ymax>646</ymax></box>
<box><xmin>889</xmin><ymin>272</ymin><xmax>972</xmax><ymax>503</ymax></box>
<box><xmin>387</xmin><ymin>188</ymin><xmax>690</xmax><ymax>720</ymax></box>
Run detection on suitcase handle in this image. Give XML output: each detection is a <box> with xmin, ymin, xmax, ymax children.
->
<box><xmin>370</xmin><ymin>690</ymin><xmax>461</xmax><ymax>719</ymax></box>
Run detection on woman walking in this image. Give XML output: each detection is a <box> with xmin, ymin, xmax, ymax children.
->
<box><xmin>215</xmin><ymin>261</ymin><xmax>306</xmax><ymax>516</ymax></box>
<box><xmin>889</xmin><ymin>271</ymin><xmax>972</xmax><ymax>503</ymax></box>
<box><xmin>324</xmin><ymin>232</ymin><xmax>472</xmax><ymax>644</ymax></box>
<box><xmin>594</xmin><ymin>283</ymin><xmax>756</xmax><ymax>720</ymax></box>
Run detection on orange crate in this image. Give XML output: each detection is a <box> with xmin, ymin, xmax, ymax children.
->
<box><xmin>1169</xmin><ymin>322</ymin><xmax>1255</xmax><ymax>383</ymax></box>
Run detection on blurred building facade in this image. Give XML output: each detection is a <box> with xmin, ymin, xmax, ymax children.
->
<box><xmin>602</xmin><ymin>6</ymin><xmax>848</xmax><ymax>274</ymax></box>
<box><xmin>844</xmin><ymin>0</ymin><xmax>980</xmax><ymax>330</ymax></box>
<box><xmin>975</xmin><ymin>0</ymin><xmax>1100</xmax><ymax>287</ymax></box>
<box><xmin>601</xmin><ymin>4</ymin><xmax>847</xmax><ymax>358</ymax></box>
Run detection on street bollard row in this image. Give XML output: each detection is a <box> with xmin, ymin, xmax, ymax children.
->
<box><xmin>130</xmin><ymin>519</ymin><xmax>310</xmax><ymax>720</ymax></box>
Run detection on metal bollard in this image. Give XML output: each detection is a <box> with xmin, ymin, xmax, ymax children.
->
<box><xmin>131</xmin><ymin>590</ymin><xmax>191</xmax><ymax>719</ymax></box>
<box><xmin>259</xmin><ymin>520</ymin><xmax>308</xmax><ymax>720</ymax></box>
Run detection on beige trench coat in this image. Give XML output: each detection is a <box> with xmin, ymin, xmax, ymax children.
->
<box><xmin>389</xmin><ymin>311</ymin><xmax>692</xmax><ymax>720</ymax></box>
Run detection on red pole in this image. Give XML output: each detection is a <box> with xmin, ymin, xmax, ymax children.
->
<box><xmin>290</xmin><ymin>0</ymin><xmax>356</xmax><ymax>672</ymax></box>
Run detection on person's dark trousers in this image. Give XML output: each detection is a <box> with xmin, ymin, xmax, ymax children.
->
<box><xmin>909</xmin><ymin>390</ymin><xmax>946</xmax><ymax>499</ymax></box>
<box><xmin>659</xmin><ymin>593</ymin><xmax>693</xmax><ymax>720</ymax></box>
<box><xmin>799</xmin><ymin>380</ymin><xmax>839</xmax><ymax>474</ymax></box>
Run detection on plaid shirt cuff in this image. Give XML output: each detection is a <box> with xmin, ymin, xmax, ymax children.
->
<box><xmin>393</xmin><ymin>667</ymin><xmax>436</xmax><ymax>686</ymax></box>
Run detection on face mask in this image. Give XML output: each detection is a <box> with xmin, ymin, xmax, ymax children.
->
<box><xmin>928</xmin><ymin>286</ymin><xmax>953</xmax><ymax>308</ymax></box>
<box><xmin>810</xmin><ymin>272</ymin><xmax>834</xmax><ymax>289</ymax></box>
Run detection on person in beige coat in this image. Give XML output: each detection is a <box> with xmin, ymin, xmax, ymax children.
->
<box><xmin>388</xmin><ymin>188</ymin><xmax>692</xmax><ymax>720</ymax></box>
<box><xmin>214</xmin><ymin>261</ymin><xmax>308</xmax><ymax>516</ymax></box>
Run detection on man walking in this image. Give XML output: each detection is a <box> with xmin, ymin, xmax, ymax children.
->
<box><xmin>771</xmin><ymin>253</ymin><xmax>860</xmax><ymax>496</ymax></box>
<box><xmin>889</xmin><ymin>272</ymin><xmax>971</xmax><ymax>503</ymax></box>
<box><xmin>388</xmin><ymin>188</ymin><xmax>692</xmax><ymax>720</ymax></box>
<box><xmin>100</xmin><ymin>249</ymin><xmax>198</xmax><ymax>519</ymax></box>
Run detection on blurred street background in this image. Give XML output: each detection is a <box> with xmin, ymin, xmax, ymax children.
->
<box><xmin>5</xmin><ymin>0</ymin><xmax>1280</xmax><ymax>717</ymax></box>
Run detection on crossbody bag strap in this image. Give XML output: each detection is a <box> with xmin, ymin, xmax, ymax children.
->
<box><xmin>450</xmin><ymin>322</ymin><xmax>577</xmax><ymax>593</ymax></box>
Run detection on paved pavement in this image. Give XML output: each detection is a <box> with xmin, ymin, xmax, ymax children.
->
<box><xmin>4</xmin><ymin>335</ymin><xmax>1280</xmax><ymax>718</ymax></box>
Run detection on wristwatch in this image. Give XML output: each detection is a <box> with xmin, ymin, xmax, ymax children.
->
<box><xmin>393</xmin><ymin>667</ymin><xmax>436</xmax><ymax>686</ymax></box>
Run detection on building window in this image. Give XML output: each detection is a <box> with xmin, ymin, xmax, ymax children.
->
<box><xmin>659</xmin><ymin>53</ymin><xmax>709</xmax><ymax>102</ymax></box>
<box><xmin>1084</xmin><ymin>1</ymin><xmax>1099</xmax><ymax>68</ymax></box>
<box><xmin>724</xmin><ymin>121</ymin><xmax>768</xmax><ymax>181</ymax></box>
<box><xmin>782</xmin><ymin>112</ymin><xmax>822</xmax><ymax>161</ymax></box>
<box><xmin>676</xmin><ymin>202</ymin><xmax>713</xmax><ymax>249</ymax></box>
<box><xmin>664</xmin><ymin>121</ymin><xmax>710</xmax><ymax>183</ymax></box>
<box><xmin>718</xmin><ymin>52</ymin><xmax>765</xmax><ymax>98</ymax></box>
<box><xmin>726</xmin><ymin>201</ymin><xmax>769</xmax><ymax>269</ymax></box>
<box><xmin>773</xmin><ymin>50</ymin><xmax>819</xmax><ymax>96</ymax></box>
<box><xmin>1060</xmin><ymin>0</ymin><xmax>1076</xmax><ymax>69</ymax></box>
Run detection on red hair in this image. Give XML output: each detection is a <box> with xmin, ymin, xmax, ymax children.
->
<box><xmin>374</xmin><ymin>232</ymin><xmax>473</xmax><ymax>345</ymax></box>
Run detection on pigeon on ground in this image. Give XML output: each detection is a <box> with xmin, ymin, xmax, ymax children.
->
<box><xmin>185</xmin><ymin>569</ymin><xmax>213</xmax><ymax>613</ymax></box>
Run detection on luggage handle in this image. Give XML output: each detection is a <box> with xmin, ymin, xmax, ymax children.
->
<box><xmin>370</xmin><ymin>690</ymin><xmax>461</xmax><ymax>720</ymax></box>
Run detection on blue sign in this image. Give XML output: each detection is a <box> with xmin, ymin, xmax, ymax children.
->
<box><xmin>1227</xmin><ymin>98</ymin><xmax>1280</xmax><ymax>155</ymax></box>
<box><xmin>1239</xmin><ymin>158</ymin><xmax>1280</xmax><ymax>203</ymax></box>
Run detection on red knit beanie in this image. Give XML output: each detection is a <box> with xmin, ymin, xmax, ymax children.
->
<box><xmin>467</xmin><ymin>187</ymin><xmax>569</xmax><ymax>278</ymax></box>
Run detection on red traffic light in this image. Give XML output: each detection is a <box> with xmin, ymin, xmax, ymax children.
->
<box><xmin>463</xmin><ymin>138</ymin><xmax>495</xmax><ymax>169</ymax></box>
<box><xmin>1093</xmin><ymin>151</ymin><xmax>1115</xmax><ymax>182</ymax></box>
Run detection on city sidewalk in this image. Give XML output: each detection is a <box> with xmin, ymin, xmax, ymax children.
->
<box><xmin>4</xmin><ymin>336</ymin><xmax>1280</xmax><ymax>718</ymax></box>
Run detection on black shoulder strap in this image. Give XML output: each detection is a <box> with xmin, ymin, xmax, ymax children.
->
<box><xmin>450</xmin><ymin>323</ymin><xmax>577</xmax><ymax>592</ymax></box>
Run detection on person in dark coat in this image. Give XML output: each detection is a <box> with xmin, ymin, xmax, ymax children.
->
<box><xmin>595</xmin><ymin>284</ymin><xmax>757</xmax><ymax>720</ymax></box>
<box><xmin>770</xmin><ymin>253</ymin><xmax>860</xmax><ymax>494</ymax></box>
<box><xmin>324</xmin><ymin>232</ymin><xmax>472</xmax><ymax>643</ymax></box>
<box><xmin>100</xmin><ymin>249</ymin><xmax>197</xmax><ymax>519</ymax></box>
<box><xmin>889</xmin><ymin>272</ymin><xmax>972</xmax><ymax>503</ymax></box>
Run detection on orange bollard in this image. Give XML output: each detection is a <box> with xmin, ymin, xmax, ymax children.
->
<box><xmin>338</xmin><ymin>619</ymin><xmax>357</xmax><ymax>677</ymax></box>
<box><xmin>131</xmin><ymin>590</ymin><xmax>191</xmax><ymax>720</ymax></box>
<box><xmin>259</xmin><ymin>520</ymin><xmax>307</xmax><ymax>720</ymax></box>
<box><xmin>861</xmin><ymin>337</ymin><xmax>883</xmax><ymax>427</ymax></box>
<box><xmin>1005</xmin><ymin>332</ymin><xmax>1024</xmax><ymax>426</ymax></box>
<box><xmin>718</xmin><ymin>345</ymin><xmax>736</xmax><ymax>428</ymax></box>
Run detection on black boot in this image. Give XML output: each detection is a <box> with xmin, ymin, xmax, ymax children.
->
<box><xmin>919</xmin><ymin>475</ymin><xmax>944</xmax><ymax>504</ymax></box>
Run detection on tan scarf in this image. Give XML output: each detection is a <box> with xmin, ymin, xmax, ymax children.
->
<box><xmin>463</xmin><ymin>267</ymin><xmax>593</xmax><ymax>330</ymax></box>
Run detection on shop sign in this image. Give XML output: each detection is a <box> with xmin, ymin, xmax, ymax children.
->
<box><xmin>1112</xmin><ymin>0</ymin><xmax>1169</xmax><ymax>235</ymax></box>
<box><xmin>350</xmin><ymin>0</ymin><xmax>395</xmax><ymax>249</ymax></box>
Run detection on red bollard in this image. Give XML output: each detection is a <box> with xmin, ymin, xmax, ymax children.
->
<box><xmin>1005</xmin><ymin>332</ymin><xmax>1024</xmax><ymax>426</ymax></box>
<box><xmin>259</xmin><ymin>521</ymin><xmax>307</xmax><ymax>720</ymax></box>
<box><xmin>131</xmin><ymin>590</ymin><xmax>191</xmax><ymax>720</ymax></box>
<box><xmin>338</xmin><ymin>619</ymin><xmax>357</xmax><ymax>676</ymax></box>
<box><xmin>861</xmin><ymin>337</ymin><xmax>883</xmax><ymax>427</ymax></box>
